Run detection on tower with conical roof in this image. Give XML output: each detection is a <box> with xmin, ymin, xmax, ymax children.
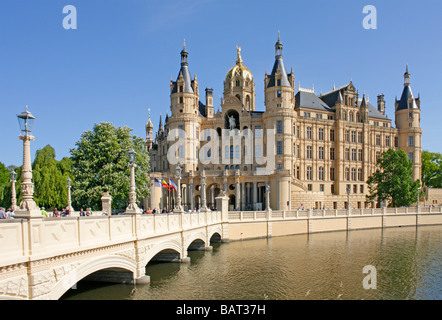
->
<box><xmin>263</xmin><ymin>32</ymin><xmax>295</xmax><ymax>210</ymax></box>
<box><xmin>395</xmin><ymin>65</ymin><xmax>422</xmax><ymax>181</ymax></box>
<box><xmin>167</xmin><ymin>40</ymin><xmax>201</xmax><ymax>172</ymax></box>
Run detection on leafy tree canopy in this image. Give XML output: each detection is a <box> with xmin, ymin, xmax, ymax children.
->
<box><xmin>422</xmin><ymin>150</ymin><xmax>442</xmax><ymax>189</ymax></box>
<box><xmin>70</xmin><ymin>122</ymin><xmax>150</xmax><ymax>211</ymax></box>
<box><xmin>367</xmin><ymin>149</ymin><xmax>420</xmax><ymax>207</ymax></box>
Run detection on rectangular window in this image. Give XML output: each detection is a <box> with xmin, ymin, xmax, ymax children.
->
<box><xmin>345</xmin><ymin>130</ymin><xmax>350</xmax><ymax>142</ymax></box>
<box><xmin>307</xmin><ymin>167</ymin><xmax>312</xmax><ymax>180</ymax></box>
<box><xmin>277</xmin><ymin>141</ymin><xmax>283</xmax><ymax>155</ymax></box>
<box><xmin>358</xmin><ymin>149</ymin><xmax>363</xmax><ymax>161</ymax></box>
<box><xmin>408</xmin><ymin>136</ymin><xmax>414</xmax><ymax>147</ymax></box>
<box><xmin>351</xmin><ymin>131</ymin><xmax>356</xmax><ymax>143</ymax></box>
<box><xmin>352</xmin><ymin>149</ymin><xmax>357</xmax><ymax>161</ymax></box>
<box><xmin>330</xmin><ymin>167</ymin><xmax>335</xmax><ymax>180</ymax></box>
<box><xmin>330</xmin><ymin>129</ymin><xmax>335</xmax><ymax>141</ymax></box>
<box><xmin>376</xmin><ymin>134</ymin><xmax>381</xmax><ymax>146</ymax></box>
<box><xmin>408</xmin><ymin>152</ymin><xmax>413</xmax><ymax>163</ymax></box>
<box><xmin>345</xmin><ymin>148</ymin><xmax>350</xmax><ymax>161</ymax></box>
<box><xmin>255</xmin><ymin>145</ymin><xmax>262</xmax><ymax>158</ymax></box>
<box><xmin>318</xmin><ymin>167</ymin><xmax>324</xmax><ymax>180</ymax></box>
<box><xmin>330</xmin><ymin>147</ymin><xmax>335</xmax><ymax>160</ymax></box>
<box><xmin>358</xmin><ymin>132</ymin><xmax>363</xmax><ymax>143</ymax></box>
<box><xmin>306</xmin><ymin>127</ymin><xmax>312</xmax><ymax>139</ymax></box>
<box><xmin>318</xmin><ymin>128</ymin><xmax>324</xmax><ymax>140</ymax></box>
<box><xmin>306</xmin><ymin>146</ymin><xmax>312</xmax><ymax>159</ymax></box>
<box><xmin>318</xmin><ymin>146</ymin><xmax>324</xmax><ymax>160</ymax></box>
<box><xmin>276</xmin><ymin>121</ymin><xmax>283</xmax><ymax>134</ymax></box>
<box><xmin>385</xmin><ymin>135</ymin><xmax>391</xmax><ymax>147</ymax></box>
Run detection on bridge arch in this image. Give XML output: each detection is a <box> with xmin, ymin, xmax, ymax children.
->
<box><xmin>51</xmin><ymin>254</ymin><xmax>137</xmax><ymax>300</ymax></box>
<box><xmin>140</xmin><ymin>240</ymin><xmax>184</xmax><ymax>267</ymax></box>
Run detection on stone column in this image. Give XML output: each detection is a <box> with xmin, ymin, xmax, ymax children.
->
<box><xmin>235</xmin><ymin>179</ymin><xmax>240</xmax><ymax>210</ymax></box>
<box><xmin>200</xmin><ymin>172</ymin><xmax>209</xmax><ymax>212</ymax></box>
<box><xmin>252</xmin><ymin>181</ymin><xmax>257</xmax><ymax>211</ymax></box>
<box><xmin>190</xmin><ymin>182</ymin><xmax>194</xmax><ymax>210</ymax></box>
<box><xmin>174</xmin><ymin>167</ymin><xmax>183</xmax><ymax>213</ymax></box>
<box><xmin>10</xmin><ymin>178</ymin><xmax>17</xmax><ymax>211</ymax></box>
<box><xmin>241</xmin><ymin>182</ymin><xmax>246</xmax><ymax>211</ymax></box>
<box><xmin>14</xmin><ymin>135</ymin><xmax>41</xmax><ymax>219</ymax></box>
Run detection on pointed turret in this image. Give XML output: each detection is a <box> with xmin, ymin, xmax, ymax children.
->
<box><xmin>145</xmin><ymin>108</ymin><xmax>154</xmax><ymax>151</ymax></box>
<box><xmin>266</xmin><ymin>32</ymin><xmax>291</xmax><ymax>88</ymax></box>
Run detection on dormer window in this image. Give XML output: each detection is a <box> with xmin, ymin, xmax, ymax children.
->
<box><xmin>236</xmin><ymin>80</ymin><xmax>240</xmax><ymax>87</ymax></box>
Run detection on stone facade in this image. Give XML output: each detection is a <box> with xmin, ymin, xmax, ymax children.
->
<box><xmin>146</xmin><ymin>37</ymin><xmax>422</xmax><ymax>212</ymax></box>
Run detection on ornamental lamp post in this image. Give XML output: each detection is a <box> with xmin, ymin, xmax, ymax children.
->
<box><xmin>125</xmin><ymin>148</ymin><xmax>142</xmax><ymax>214</ymax></box>
<box><xmin>9</xmin><ymin>170</ymin><xmax>17</xmax><ymax>211</ymax></box>
<box><xmin>14</xmin><ymin>106</ymin><xmax>41</xmax><ymax>219</ymax></box>
<box><xmin>66</xmin><ymin>177</ymin><xmax>75</xmax><ymax>212</ymax></box>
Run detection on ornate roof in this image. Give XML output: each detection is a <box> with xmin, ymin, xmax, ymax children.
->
<box><xmin>225</xmin><ymin>46</ymin><xmax>253</xmax><ymax>82</ymax></box>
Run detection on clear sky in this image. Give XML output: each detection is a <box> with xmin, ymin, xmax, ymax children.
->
<box><xmin>1</xmin><ymin>0</ymin><xmax>441</xmax><ymax>168</ymax></box>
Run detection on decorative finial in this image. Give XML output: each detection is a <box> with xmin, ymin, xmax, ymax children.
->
<box><xmin>183</xmin><ymin>38</ymin><xmax>186</xmax><ymax>50</ymax></box>
<box><xmin>278</xmin><ymin>30</ymin><xmax>280</xmax><ymax>41</ymax></box>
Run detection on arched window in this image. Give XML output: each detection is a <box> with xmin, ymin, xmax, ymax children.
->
<box><xmin>230</xmin><ymin>145</ymin><xmax>234</xmax><ymax>159</ymax></box>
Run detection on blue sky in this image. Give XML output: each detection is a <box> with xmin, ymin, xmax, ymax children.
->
<box><xmin>1</xmin><ymin>0</ymin><xmax>441</xmax><ymax>167</ymax></box>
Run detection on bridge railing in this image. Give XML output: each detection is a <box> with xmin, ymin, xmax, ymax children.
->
<box><xmin>0</xmin><ymin>211</ymin><xmax>223</xmax><ymax>269</ymax></box>
<box><xmin>228</xmin><ymin>206</ymin><xmax>442</xmax><ymax>221</ymax></box>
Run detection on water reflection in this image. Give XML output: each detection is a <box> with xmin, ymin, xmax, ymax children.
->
<box><xmin>62</xmin><ymin>226</ymin><xmax>441</xmax><ymax>300</ymax></box>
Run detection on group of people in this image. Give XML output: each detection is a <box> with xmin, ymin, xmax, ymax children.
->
<box><xmin>142</xmin><ymin>207</ymin><xmax>215</xmax><ymax>214</ymax></box>
<box><xmin>50</xmin><ymin>207</ymin><xmax>72</xmax><ymax>217</ymax></box>
<box><xmin>0</xmin><ymin>207</ymin><xmax>15</xmax><ymax>219</ymax></box>
<box><xmin>79</xmin><ymin>208</ymin><xmax>93</xmax><ymax>216</ymax></box>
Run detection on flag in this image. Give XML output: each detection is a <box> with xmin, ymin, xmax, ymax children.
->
<box><xmin>169</xmin><ymin>179</ymin><xmax>177</xmax><ymax>192</ymax></box>
<box><xmin>161</xmin><ymin>178</ymin><xmax>170</xmax><ymax>190</ymax></box>
<box><xmin>154</xmin><ymin>178</ymin><xmax>162</xmax><ymax>187</ymax></box>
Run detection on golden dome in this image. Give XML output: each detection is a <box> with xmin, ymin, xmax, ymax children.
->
<box><xmin>225</xmin><ymin>46</ymin><xmax>253</xmax><ymax>82</ymax></box>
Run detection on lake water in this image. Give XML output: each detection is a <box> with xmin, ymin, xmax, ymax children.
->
<box><xmin>62</xmin><ymin>225</ymin><xmax>441</xmax><ymax>300</ymax></box>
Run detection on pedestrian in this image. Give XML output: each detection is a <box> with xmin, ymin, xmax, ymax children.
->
<box><xmin>0</xmin><ymin>207</ymin><xmax>8</xmax><ymax>219</ymax></box>
<box><xmin>53</xmin><ymin>208</ymin><xmax>59</xmax><ymax>217</ymax></box>
<box><xmin>41</xmin><ymin>207</ymin><xmax>48</xmax><ymax>217</ymax></box>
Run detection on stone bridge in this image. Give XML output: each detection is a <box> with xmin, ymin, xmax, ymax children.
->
<box><xmin>0</xmin><ymin>207</ymin><xmax>227</xmax><ymax>300</ymax></box>
<box><xmin>1</xmin><ymin>195</ymin><xmax>441</xmax><ymax>300</ymax></box>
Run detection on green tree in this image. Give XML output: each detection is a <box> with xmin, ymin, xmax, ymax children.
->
<box><xmin>421</xmin><ymin>150</ymin><xmax>442</xmax><ymax>188</ymax></box>
<box><xmin>367</xmin><ymin>149</ymin><xmax>420</xmax><ymax>207</ymax></box>
<box><xmin>0</xmin><ymin>162</ymin><xmax>11</xmax><ymax>208</ymax></box>
<box><xmin>32</xmin><ymin>145</ymin><xmax>72</xmax><ymax>209</ymax></box>
<box><xmin>70</xmin><ymin>122</ymin><xmax>150</xmax><ymax>211</ymax></box>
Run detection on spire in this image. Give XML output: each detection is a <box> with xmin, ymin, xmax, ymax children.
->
<box><xmin>404</xmin><ymin>64</ymin><xmax>411</xmax><ymax>86</ymax></box>
<box><xmin>180</xmin><ymin>39</ymin><xmax>188</xmax><ymax>66</ymax></box>
<box><xmin>158</xmin><ymin>113</ymin><xmax>163</xmax><ymax>132</ymax></box>
<box><xmin>361</xmin><ymin>93</ymin><xmax>367</xmax><ymax>108</ymax></box>
<box><xmin>146</xmin><ymin>108</ymin><xmax>153</xmax><ymax>130</ymax></box>
<box><xmin>275</xmin><ymin>30</ymin><xmax>283</xmax><ymax>57</ymax></box>
<box><xmin>267</xmin><ymin>32</ymin><xmax>290</xmax><ymax>88</ymax></box>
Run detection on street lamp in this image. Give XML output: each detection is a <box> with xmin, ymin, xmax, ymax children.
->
<box><xmin>9</xmin><ymin>170</ymin><xmax>17</xmax><ymax>211</ymax></box>
<box><xmin>14</xmin><ymin>106</ymin><xmax>41</xmax><ymax>218</ymax></box>
<box><xmin>67</xmin><ymin>177</ymin><xmax>75</xmax><ymax>212</ymax></box>
<box><xmin>125</xmin><ymin>149</ymin><xmax>142</xmax><ymax>214</ymax></box>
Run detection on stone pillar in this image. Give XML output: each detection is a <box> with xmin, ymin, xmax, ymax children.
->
<box><xmin>235</xmin><ymin>179</ymin><xmax>240</xmax><ymax>210</ymax></box>
<box><xmin>101</xmin><ymin>192</ymin><xmax>112</xmax><ymax>215</ymax></box>
<box><xmin>10</xmin><ymin>178</ymin><xmax>17</xmax><ymax>211</ymax></box>
<box><xmin>216</xmin><ymin>190</ymin><xmax>230</xmax><ymax>242</ymax></box>
<box><xmin>241</xmin><ymin>182</ymin><xmax>246</xmax><ymax>211</ymax></box>
<box><xmin>253</xmin><ymin>181</ymin><xmax>257</xmax><ymax>210</ymax></box>
<box><xmin>190</xmin><ymin>182</ymin><xmax>194</xmax><ymax>210</ymax></box>
<box><xmin>200</xmin><ymin>172</ymin><xmax>209</xmax><ymax>212</ymax></box>
<box><xmin>14</xmin><ymin>135</ymin><xmax>41</xmax><ymax>219</ymax></box>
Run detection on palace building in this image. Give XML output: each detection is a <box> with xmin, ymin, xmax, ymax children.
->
<box><xmin>144</xmin><ymin>36</ymin><xmax>422</xmax><ymax>212</ymax></box>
